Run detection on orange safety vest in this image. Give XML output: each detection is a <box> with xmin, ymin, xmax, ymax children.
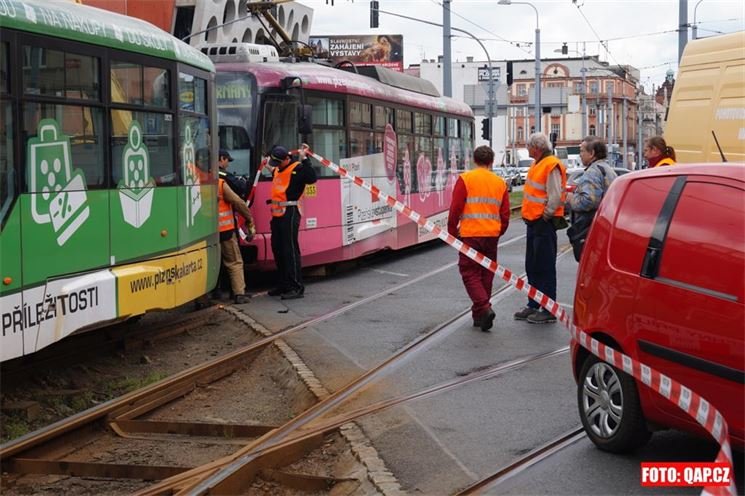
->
<box><xmin>459</xmin><ymin>168</ymin><xmax>507</xmax><ymax>237</ymax></box>
<box><xmin>521</xmin><ymin>155</ymin><xmax>567</xmax><ymax>221</ymax></box>
<box><xmin>271</xmin><ymin>161</ymin><xmax>302</xmax><ymax>217</ymax></box>
<box><xmin>656</xmin><ymin>157</ymin><xmax>676</xmax><ymax>167</ymax></box>
<box><xmin>217</xmin><ymin>178</ymin><xmax>235</xmax><ymax>232</ymax></box>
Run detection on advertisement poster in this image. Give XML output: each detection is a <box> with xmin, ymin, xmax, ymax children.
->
<box><xmin>310</xmin><ymin>34</ymin><xmax>404</xmax><ymax>72</ymax></box>
<box><xmin>340</xmin><ymin>153</ymin><xmax>398</xmax><ymax>246</ymax></box>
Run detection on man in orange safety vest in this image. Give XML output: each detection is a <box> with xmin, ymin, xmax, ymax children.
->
<box><xmin>447</xmin><ymin>145</ymin><xmax>511</xmax><ymax>332</ymax></box>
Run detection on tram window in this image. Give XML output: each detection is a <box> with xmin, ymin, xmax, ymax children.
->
<box><xmin>434</xmin><ymin>116</ymin><xmax>445</xmax><ymax>136</ymax></box>
<box><xmin>447</xmin><ymin>118</ymin><xmax>458</xmax><ymax>138</ymax></box>
<box><xmin>145</xmin><ymin>67</ymin><xmax>170</xmax><ymax>108</ymax></box>
<box><xmin>396</xmin><ymin>110</ymin><xmax>412</xmax><ymax>133</ymax></box>
<box><xmin>111</xmin><ymin>61</ymin><xmax>143</xmax><ymax>105</ymax></box>
<box><xmin>308</xmin><ymin>129</ymin><xmax>345</xmax><ymax>177</ymax></box>
<box><xmin>397</xmin><ymin>136</ymin><xmax>413</xmax><ymax>194</ymax></box>
<box><xmin>181</xmin><ymin>115</ymin><xmax>213</xmax><ymax>181</ymax></box>
<box><xmin>1</xmin><ymin>42</ymin><xmax>8</xmax><ymax>94</ymax></box>
<box><xmin>373</xmin><ymin>106</ymin><xmax>392</xmax><ymax>130</ymax></box>
<box><xmin>414</xmin><ymin>113</ymin><xmax>431</xmax><ymax>135</ymax></box>
<box><xmin>308</xmin><ymin>96</ymin><xmax>343</xmax><ymax>126</ymax></box>
<box><xmin>178</xmin><ymin>73</ymin><xmax>206</xmax><ymax>114</ymax></box>
<box><xmin>24</xmin><ymin>47</ymin><xmax>99</xmax><ymax>101</ymax></box>
<box><xmin>23</xmin><ymin>103</ymin><xmax>105</xmax><ymax>189</ymax></box>
<box><xmin>263</xmin><ymin>99</ymin><xmax>300</xmax><ymax>154</ymax></box>
<box><xmin>0</xmin><ymin>102</ymin><xmax>13</xmax><ymax>223</ymax></box>
<box><xmin>349</xmin><ymin>130</ymin><xmax>375</xmax><ymax>157</ymax></box>
<box><xmin>111</xmin><ymin>110</ymin><xmax>174</xmax><ymax>186</ymax></box>
<box><xmin>350</xmin><ymin>101</ymin><xmax>372</xmax><ymax>128</ymax></box>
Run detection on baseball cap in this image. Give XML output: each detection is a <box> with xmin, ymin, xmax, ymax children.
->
<box><xmin>219</xmin><ymin>149</ymin><xmax>234</xmax><ymax>162</ymax></box>
<box><xmin>269</xmin><ymin>145</ymin><xmax>289</xmax><ymax>166</ymax></box>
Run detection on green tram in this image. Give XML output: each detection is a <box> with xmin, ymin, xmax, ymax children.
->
<box><xmin>0</xmin><ymin>0</ymin><xmax>219</xmax><ymax>362</ymax></box>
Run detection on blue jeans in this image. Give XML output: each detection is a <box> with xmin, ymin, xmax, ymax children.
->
<box><xmin>525</xmin><ymin>218</ymin><xmax>557</xmax><ymax>309</ymax></box>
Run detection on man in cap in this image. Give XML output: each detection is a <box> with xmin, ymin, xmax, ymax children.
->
<box><xmin>218</xmin><ymin>149</ymin><xmax>249</xmax><ymax>199</ymax></box>
<box><xmin>217</xmin><ymin>151</ymin><xmax>254</xmax><ymax>304</ymax></box>
<box><xmin>267</xmin><ymin>144</ymin><xmax>317</xmax><ymax>299</ymax></box>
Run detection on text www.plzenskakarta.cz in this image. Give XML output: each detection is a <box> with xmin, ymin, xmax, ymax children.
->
<box><xmin>128</xmin><ymin>259</ymin><xmax>204</xmax><ymax>294</ymax></box>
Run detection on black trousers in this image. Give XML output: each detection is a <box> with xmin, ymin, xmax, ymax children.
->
<box><xmin>270</xmin><ymin>207</ymin><xmax>303</xmax><ymax>293</ymax></box>
<box><xmin>525</xmin><ymin>218</ymin><xmax>557</xmax><ymax>309</ymax></box>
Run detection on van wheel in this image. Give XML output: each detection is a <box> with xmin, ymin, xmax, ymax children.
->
<box><xmin>578</xmin><ymin>355</ymin><xmax>651</xmax><ymax>453</ymax></box>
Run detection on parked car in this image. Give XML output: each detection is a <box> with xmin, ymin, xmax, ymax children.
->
<box><xmin>571</xmin><ymin>164</ymin><xmax>745</xmax><ymax>453</ymax></box>
<box><xmin>492</xmin><ymin>167</ymin><xmax>514</xmax><ymax>192</ymax></box>
<box><xmin>517</xmin><ymin>159</ymin><xmax>533</xmax><ymax>184</ymax></box>
<box><xmin>564</xmin><ymin>167</ymin><xmax>630</xmax><ymax>217</ymax></box>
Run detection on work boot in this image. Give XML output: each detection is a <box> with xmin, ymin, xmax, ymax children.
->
<box><xmin>513</xmin><ymin>306</ymin><xmax>537</xmax><ymax>321</ymax></box>
<box><xmin>233</xmin><ymin>294</ymin><xmax>251</xmax><ymax>304</ymax></box>
<box><xmin>480</xmin><ymin>309</ymin><xmax>496</xmax><ymax>332</ymax></box>
<box><xmin>280</xmin><ymin>289</ymin><xmax>304</xmax><ymax>300</ymax></box>
<box><xmin>527</xmin><ymin>309</ymin><xmax>556</xmax><ymax>324</ymax></box>
<box><xmin>472</xmin><ymin>316</ymin><xmax>482</xmax><ymax>328</ymax></box>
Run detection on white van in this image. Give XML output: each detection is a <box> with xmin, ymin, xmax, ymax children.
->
<box><xmin>665</xmin><ymin>31</ymin><xmax>745</xmax><ymax>163</ymax></box>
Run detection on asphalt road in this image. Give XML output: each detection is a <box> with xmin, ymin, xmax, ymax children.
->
<box><xmin>245</xmin><ymin>227</ymin><xmax>744</xmax><ymax>495</ymax></box>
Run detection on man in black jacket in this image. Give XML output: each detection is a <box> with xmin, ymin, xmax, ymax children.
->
<box><xmin>267</xmin><ymin>144</ymin><xmax>317</xmax><ymax>299</ymax></box>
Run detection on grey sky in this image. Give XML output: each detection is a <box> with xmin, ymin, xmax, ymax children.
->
<box><xmin>306</xmin><ymin>0</ymin><xmax>744</xmax><ymax>91</ymax></box>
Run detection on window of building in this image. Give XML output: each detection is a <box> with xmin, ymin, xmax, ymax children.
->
<box><xmin>589</xmin><ymin>107</ymin><xmax>596</xmax><ymax>116</ymax></box>
<box><xmin>530</xmin><ymin>126</ymin><xmax>535</xmax><ymax>134</ymax></box>
<box><xmin>589</xmin><ymin>124</ymin><xmax>596</xmax><ymax>136</ymax></box>
<box><xmin>517</xmin><ymin>84</ymin><xmax>527</xmax><ymax>96</ymax></box>
<box><xmin>590</xmin><ymin>81</ymin><xmax>599</xmax><ymax>94</ymax></box>
<box><xmin>517</xmin><ymin>126</ymin><xmax>524</xmax><ymax>141</ymax></box>
<box><xmin>551</xmin><ymin>123</ymin><xmax>560</xmax><ymax>137</ymax></box>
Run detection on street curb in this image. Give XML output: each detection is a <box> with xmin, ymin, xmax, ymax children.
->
<box><xmin>223</xmin><ymin>305</ymin><xmax>406</xmax><ymax>496</ymax></box>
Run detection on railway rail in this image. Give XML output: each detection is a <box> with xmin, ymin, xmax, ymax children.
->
<box><xmin>2</xmin><ymin>231</ymin><xmax>563</xmax><ymax>496</ymax></box>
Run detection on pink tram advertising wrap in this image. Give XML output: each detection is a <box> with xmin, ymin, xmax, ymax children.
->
<box><xmin>209</xmin><ymin>51</ymin><xmax>474</xmax><ymax>270</ymax></box>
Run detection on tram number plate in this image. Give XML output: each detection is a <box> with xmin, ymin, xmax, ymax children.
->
<box><xmin>304</xmin><ymin>184</ymin><xmax>317</xmax><ymax>197</ymax></box>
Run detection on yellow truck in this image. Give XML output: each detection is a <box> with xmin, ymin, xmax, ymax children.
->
<box><xmin>665</xmin><ymin>31</ymin><xmax>745</xmax><ymax>163</ymax></box>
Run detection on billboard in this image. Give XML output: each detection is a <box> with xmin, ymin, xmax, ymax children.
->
<box><xmin>309</xmin><ymin>35</ymin><xmax>404</xmax><ymax>72</ymax></box>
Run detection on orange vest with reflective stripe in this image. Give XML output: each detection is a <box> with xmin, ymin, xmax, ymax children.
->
<box><xmin>271</xmin><ymin>162</ymin><xmax>301</xmax><ymax>217</ymax></box>
<box><xmin>459</xmin><ymin>168</ymin><xmax>507</xmax><ymax>237</ymax></box>
<box><xmin>217</xmin><ymin>178</ymin><xmax>235</xmax><ymax>232</ymax></box>
<box><xmin>521</xmin><ymin>155</ymin><xmax>566</xmax><ymax>221</ymax></box>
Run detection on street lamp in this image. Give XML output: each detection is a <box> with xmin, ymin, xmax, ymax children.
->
<box><xmin>498</xmin><ymin>0</ymin><xmax>541</xmax><ymax>133</ymax></box>
<box><xmin>692</xmin><ymin>0</ymin><xmax>705</xmax><ymax>40</ymax></box>
<box><xmin>555</xmin><ymin>43</ymin><xmax>588</xmax><ymax>137</ymax></box>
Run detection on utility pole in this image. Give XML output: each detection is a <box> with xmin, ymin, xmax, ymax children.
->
<box><xmin>581</xmin><ymin>42</ymin><xmax>588</xmax><ymax>137</ymax></box>
<box><xmin>608</xmin><ymin>83</ymin><xmax>614</xmax><ymax>145</ymax></box>
<box><xmin>443</xmin><ymin>0</ymin><xmax>452</xmax><ymax>97</ymax></box>
<box><xmin>622</xmin><ymin>93</ymin><xmax>629</xmax><ymax>169</ymax></box>
<box><xmin>679</xmin><ymin>0</ymin><xmax>688</xmax><ymax>62</ymax></box>
<box><xmin>637</xmin><ymin>89</ymin><xmax>643</xmax><ymax>169</ymax></box>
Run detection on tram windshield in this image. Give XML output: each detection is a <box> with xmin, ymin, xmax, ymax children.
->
<box><xmin>217</xmin><ymin>72</ymin><xmax>256</xmax><ymax>176</ymax></box>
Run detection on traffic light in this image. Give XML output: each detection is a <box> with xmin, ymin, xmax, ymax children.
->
<box><xmin>481</xmin><ymin>118</ymin><xmax>490</xmax><ymax>140</ymax></box>
<box><xmin>370</xmin><ymin>1</ymin><xmax>379</xmax><ymax>28</ymax></box>
<box><xmin>561</xmin><ymin>43</ymin><xmax>568</xmax><ymax>55</ymax></box>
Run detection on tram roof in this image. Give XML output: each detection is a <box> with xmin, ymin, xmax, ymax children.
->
<box><xmin>0</xmin><ymin>0</ymin><xmax>213</xmax><ymax>72</ymax></box>
<box><xmin>217</xmin><ymin>61</ymin><xmax>474</xmax><ymax>117</ymax></box>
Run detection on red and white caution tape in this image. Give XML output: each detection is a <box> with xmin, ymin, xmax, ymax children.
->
<box><xmin>306</xmin><ymin>149</ymin><xmax>736</xmax><ymax>496</ymax></box>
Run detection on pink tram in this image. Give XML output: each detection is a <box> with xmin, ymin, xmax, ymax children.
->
<box><xmin>206</xmin><ymin>45</ymin><xmax>475</xmax><ymax>270</ymax></box>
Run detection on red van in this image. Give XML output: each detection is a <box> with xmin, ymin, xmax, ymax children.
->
<box><xmin>571</xmin><ymin>164</ymin><xmax>744</xmax><ymax>452</ymax></box>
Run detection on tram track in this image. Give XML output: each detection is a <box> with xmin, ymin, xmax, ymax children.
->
<box><xmin>2</xmin><ymin>233</ymin><xmax>558</xmax><ymax>496</ymax></box>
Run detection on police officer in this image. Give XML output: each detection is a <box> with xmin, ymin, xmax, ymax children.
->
<box><xmin>267</xmin><ymin>144</ymin><xmax>317</xmax><ymax>299</ymax></box>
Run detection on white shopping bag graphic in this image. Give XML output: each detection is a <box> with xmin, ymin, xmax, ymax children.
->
<box><xmin>28</xmin><ymin>119</ymin><xmax>90</xmax><ymax>246</ymax></box>
<box><xmin>118</xmin><ymin>121</ymin><xmax>155</xmax><ymax>228</ymax></box>
<box><xmin>182</xmin><ymin>124</ymin><xmax>202</xmax><ymax>227</ymax></box>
